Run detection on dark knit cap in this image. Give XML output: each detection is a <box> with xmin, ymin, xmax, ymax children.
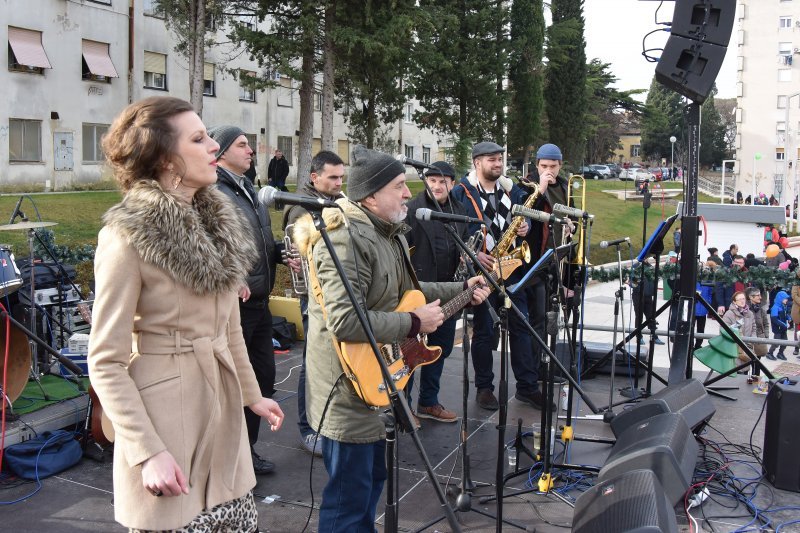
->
<box><xmin>347</xmin><ymin>145</ymin><xmax>406</xmax><ymax>201</ymax></box>
<box><xmin>472</xmin><ymin>141</ymin><xmax>503</xmax><ymax>159</ymax></box>
<box><xmin>424</xmin><ymin>161</ymin><xmax>456</xmax><ymax>179</ymax></box>
<box><xmin>208</xmin><ymin>125</ymin><xmax>246</xmax><ymax>159</ymax></box>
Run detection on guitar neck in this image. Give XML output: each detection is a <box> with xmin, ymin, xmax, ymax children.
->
<box><xmin>440</xmin><ymin>271</ymin><xmax>499</xmax><ymax>320</ymax></box>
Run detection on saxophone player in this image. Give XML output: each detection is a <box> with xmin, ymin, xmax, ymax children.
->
<box><xmin>452</xmin><ymin>142</ymin><xmax>554</xmax><ymax>412</ymax></box>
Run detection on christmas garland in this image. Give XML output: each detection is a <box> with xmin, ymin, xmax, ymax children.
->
<box><xmin>589</xmin><ymin>263</ymin><xmax>800</xmax><ymax>289</ymax></box>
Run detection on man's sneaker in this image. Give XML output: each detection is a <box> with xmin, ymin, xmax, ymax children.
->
<box><xmin>251</xmin><ymin>451</ymin><xmax>275</xmax><ymax>475</ymax></box>
<box><xmin>777</xmin><ymin>353</ymin><xmax>788</xmax><ymax>361</ymax></box>
<box><xmin>301</xmin><ymin>433</ymin><xmax>323</xmax><ymax>457</ymax></box>
<box><xmin>653</xmin><ymin>337</ymin><xmax>665</xmax><ymax>345</ymax></box>
<box><xmin>766</xmin><ymin>353</ymin><xmax>777</xmax><ymax>361</ymax></box>
<box><xmin>417</xmin><ymin>404</ymin><xmax>458</xmax><ymax>423</ymax></box>
<box><xmin>476</xmin><ymin>389</ymin><xmax>499</xmax><ymax>411</ymax></box>
<box><xmin>515</xmin><ymin>390</ymin><xmax>556</xmax><ymax>412</ymax></box>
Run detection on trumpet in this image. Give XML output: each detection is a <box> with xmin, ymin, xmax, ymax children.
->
<box><xmin>283</xmin><ymin>224</ymin><xmax>309</xmax><ymax>296</ymax></box>
<box><xmin>454</xmin><ymin>230</ymin><xmax>484</xmax><ymax>281</ymax></box>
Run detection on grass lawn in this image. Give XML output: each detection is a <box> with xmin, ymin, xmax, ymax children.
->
<box><xmin>0</xmin><ymin>178</ymin><xmax>718</xmax><ymax>293</ymax></box>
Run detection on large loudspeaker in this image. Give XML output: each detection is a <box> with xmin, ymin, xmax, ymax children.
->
<box><xmin>655</xmin><ymin>0</ymin><xmax>736</xmax><ymax>104</ymax></box>
<box><xmin>763</xmin><ymin>381</ymin><xmax>800</xmax><ymax>492</ymax></box>
<box><xmin>599</xmin><ymin>413</ymin><xmax>698</xmax><ymax>505</ymax></box>
<box><xmin>570</xmin><ymin>341</ymin><xmax>646</xmax><ymax>379</ymax></box>
<box><xmin>610</xmin><ymin>378</ymin><xmax>715</xmax><ymax>438</ymax></box>
<box><xmin>572</xmin><ymin>469</ymin><xmax>678</xmax><ymax>533</ymax></box>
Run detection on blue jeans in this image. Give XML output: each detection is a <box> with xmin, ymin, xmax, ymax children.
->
<box><xmin>471</xmin><ymin>289</ymin><xmax>539</xmax><ymax>394</ymax></box>
<box><xmin>406</xmin><ymin>316</ymin><xmax>457</xmax><ymax>408</ymax></box>
<box><xmin>319</xmin><ymin>437</ymin><xmax>387</xmax><ymax>533</ymax></box>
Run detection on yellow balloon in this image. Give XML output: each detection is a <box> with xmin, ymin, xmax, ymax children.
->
<box><xmin>766</xmin><ymin>243</ymin><xmax>780</xmax><ymax>258</ymax></box>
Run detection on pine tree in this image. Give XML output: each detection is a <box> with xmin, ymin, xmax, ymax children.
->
<box><xmin>640</xmin><ymin>77</ymin><xmax>685</xmax><ymax>162</ymax></box>
<box><xmin>700</xmin><ymin>91</ymin><xmax>727</xmax><ymax>168</ymax></box>
<box><xmin>544</xmin><ymin>0</ymin><xmax>587</xmax><ymax>168</ymax></box>
<box><xmin>508</xmin><ymin>0</ymin><xmax>545</xmax><ymax>175</ymax></box>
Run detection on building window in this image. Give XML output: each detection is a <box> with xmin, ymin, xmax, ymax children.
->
<box><xmin>777</xmin><ymin>148</ymin><xmax>786</xmax><ymax>161</ymax></box>
<box><xmin>203</xmin><ymin>62</ymin><xmax>215</xmax><ymax>96</ymax></box>
<box><xmin>404</xmin><ymin>144</ymin><xmax>414</xmax><ymax>159</ymax></box>
<box><xmin>239</xmin><ymin>70</ymin><xmax>256</xmax><ymax>102</ymax></box>
<box><xmin>237</xmin><ymin>15</ymin><xmax>256</xmax><ymax>30</ymax></box>
<box><xmin>277</xmin><ymin>76</ymin><xmax>292</xmax><ymax>107</ymax></box>
<box><xmin>244</xmin><ymin>133</ymin><xmax>257</xmax><ymax>168</ymax></box>
<box><xmin>143</xmin><ymin>51</ymin><xmax>167</xmax><ymax>90</ymax></box>
<box><xmin>422</xmin><ymin>146</ymin><xmax>431</xmax><ymax>165</ymax></box>
<box><xmin>778</xmin><ymin>95</ymin><xmax>788</xmax><ymax>109</ymax></box>
<box><xmin>405</xmin><ymin>103</ymin><xmax>413</xmax><ymax>123</ymax></box>
<box><xmin>8</xmin><ymin>27</ymin><xmax>51</xmax><ymax>74</ymax></box>
<box><xmin>82</xmin><ymin>123</ymin><xmax>109</xmax><ymax>163</ymax></box>
<box><xmin>337</xmin><ymin>139</ymin><xmax>350</xmax><ymax>165</ymax></box>
<box><xmin>631</xmin><ymin>144</ymin><xmax>641</xmax><ymax>158</ymax></box>
<box><xmin>314</xmin><ymin>93</ymin><xmax>323</xmax><ymax>112</ymax></box>
<box><xmin>779</xmin><ymin>16</ymin><xmax>792</xmax><ymax>28</ymax></box>
<box><xmin>82</xmin><ymin>40</ymin><xmax>118</xmax><ymax>82</ymax></box>
<box><xmin>778</xmin><ymin>69</ymin><xmax>792</xmax><ymax>82</ymax></box>
<box><xmin>9</xmin><ymin>119</ymin><xmax>41</xmax><ymax>162</ymax></box>
<box><xmin>778</xmin><ymin>121</ymin><xmax>787</xmax><ymax>132</ymax></box>
<box><xmin>143</xmin><ymin>0</ymin><xmax>165</xmax><ymax>17</ymax></box>
<box><xmin>277</xmin><ymin>136</ymin><xmax>293</xmax><ymax>165</ymax></box>
<box><xmin>779</xmin><ymin>42</ymin><xmax>793</xmax><ymax>55</ymax></box>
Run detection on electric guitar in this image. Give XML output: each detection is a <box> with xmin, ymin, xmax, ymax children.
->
<box><xmin>339</xmin><ymin>257</ymin><xmax>522</xmax><ymax>407</ymax></box>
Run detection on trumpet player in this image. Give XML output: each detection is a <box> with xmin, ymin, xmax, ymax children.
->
<box><xmin>283</xmin><ymin>150</ymin><xmax>345</xmax><ymax>455</ymax></box>
<box><xmin>209</xmin><ymin>125</ymin><xmax>289</xmax><ymax>475</ymax></box>
<box><xmin>452</xmin><ymin>142</ymin><xmax>552</xmax><ymax>412</ymax></box>
<box><xmin>405</xmin><ymin>162</ymin><xmax>470</xmax><ymax>424</ymax></box>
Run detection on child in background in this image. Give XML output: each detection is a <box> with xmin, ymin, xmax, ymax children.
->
<box><xmin>768</xmin><ymin>290</ymin><xmax>791</xmax><ymax>361</ymax></box>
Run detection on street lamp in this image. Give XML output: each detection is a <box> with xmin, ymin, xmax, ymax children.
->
<box><xmin>787</xmin><ymin>92</ymin><xmax>800</xmax><ymax>230</ymax></box>
<box><xmin>669</xmin><ymin>136</ymin><xmax>677</xmax><ymax>180</ymax></box>
<box><xmin>752</xmin><ymin>152</ymin><xmax>762</xmax><ymax>204</ymax></box>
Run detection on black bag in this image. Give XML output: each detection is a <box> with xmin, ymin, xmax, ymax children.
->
<box><xmin>272</xmin><ymin>316</ymin><xmax>296</xmax><ymax>350</ymax></box>
<box><xmin>17</xmin><ymin>260</ymin><xmax>77</xmax><ymax>290</ymax></box>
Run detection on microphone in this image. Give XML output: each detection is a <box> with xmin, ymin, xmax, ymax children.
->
<box><xmin>415</xmin><ymin>208</ymin><xmax>484</xmax><ymax>225</ymax></box>
<box><xmin>510</xmin><ymin>204</ymin><xmax>566</xmax><ymax>225</ymax></box>
<box><xmin>396</xmin><ymin>154</ymin><xmax>436</xmax><ymax>170</ymax></box>
<box><xmin>599</xmin><ymin>237</ymin><xmax>631</xmax><ymax>248</ymax></box>
<box><xmin>257</xmin><ymin>186</ymin><xmax>340</xmax><ymax>210</ymax></box>
<box><xmin>553</xmin><ymin>203</ymin><xmax>593</xmax><ymax>219</ymax></box>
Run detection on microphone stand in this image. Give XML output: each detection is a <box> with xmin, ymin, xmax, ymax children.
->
<box><xmin>602</xmin><ymin>240</ymin><xmax>631</xmax><ymax>423</ymax></box>
<box><xmin>307</xmin><ymin>208</ymin><xmax>461</xmax><ymax>533</ymax></box>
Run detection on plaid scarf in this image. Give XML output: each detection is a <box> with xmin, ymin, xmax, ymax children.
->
<box><xmin>476</xmin><ymin>182</ymin><xmax>512</xmax><ymax>252</ymax></box>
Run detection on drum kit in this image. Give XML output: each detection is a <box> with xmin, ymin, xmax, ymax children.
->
<box><xmin>0</xmin><ymin>220</ymin><xmax>58</xmax><ymax>403</ymax></box>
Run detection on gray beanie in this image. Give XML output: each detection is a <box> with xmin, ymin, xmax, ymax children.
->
<box><xmin>472</xmin><ymin>141</ymin><xmax>503</xmax><ymax>159</ymax></box>
<box><xmin>208</xmin><ymin>125</ymin><xmax>245</xmax><ymax>159</ymax></box>
<box><xmin>347</xmin><ymin>145</ymin><xmax>406</xmax><ymax>201</ymax></box>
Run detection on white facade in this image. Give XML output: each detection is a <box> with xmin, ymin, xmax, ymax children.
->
<box><xmin>736</xmin><ymin>0</ymin><xmax>800</xmax><ymax>204</ymax></box>
<box><xmin>1</xmin><ymin>0</ymin><xmax>442</xmax><ymax>187</ymax></box>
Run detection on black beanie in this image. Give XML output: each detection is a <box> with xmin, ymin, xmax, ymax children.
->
<box><xmin>208</xmin><ymin>125</ymin><xmax>245</xmax><ymax>159</ymax></box>
<box><xmin>347</xmin><ymin>145</ymin><xmax>406</xmax><ymax>201</ymax></box>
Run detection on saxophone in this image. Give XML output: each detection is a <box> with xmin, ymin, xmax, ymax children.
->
<box><xmin>491</xmin><ymin>181</ymin><xmax>540</xmax><ymax>263</ymax></box>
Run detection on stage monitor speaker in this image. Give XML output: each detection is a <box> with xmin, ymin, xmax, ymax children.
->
<box><xmin>671</xmin><ymin>0</ymin><xmax>737</xmax><ymax>47</ymax></box>
<box><xmin>655</xmin><ymin>35</ymin><xmax>728</xmax><ymax>104</ymax></box>
<box><xmin>610</xmin><ymin>378</ymin><xmax>715</xmax><ymax>438</ymax></box>
<box><xmin>573</xmin><ymin>469</ymin><xmax>678</xmax><ymax>533</ymax></box>
<box><xmin>572</xmin><ymin>341</ymin><xmax>646</xmax><ymax>379</ymax></box>
<box><xmin>599</xmin><ymin>413</ymin><xmax>698</xmax><ymax>505</ymax></box>
<box><xmin>763</xmin><ymin>381</ymin><xmax>800</xmax><ymax>493</ymax></box>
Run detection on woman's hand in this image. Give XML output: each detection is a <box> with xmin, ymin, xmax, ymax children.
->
<box><xmin>141</xmin><ymin>449</ymin><xmax>189</xmax><ymax>497</ymax></box>
<box><xmin>238</xmin><ymin>285</ymin><xmax>251</xmax><ymax>302</ymax></box>
<box><xmin>248</xmin><ymin>398</ymin><xmax>284</xmax><ymax>431</ymax></box>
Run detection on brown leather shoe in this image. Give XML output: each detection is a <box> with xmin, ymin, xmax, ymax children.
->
<box><xmin>476</xmin><ymin>389</ymin><xmax>499</xmax><ymax>410</ymax></box>
<box><xmin>417</xmin><ymin>404</ymin><xmax>458</xmax><ymax>423</ymax></box>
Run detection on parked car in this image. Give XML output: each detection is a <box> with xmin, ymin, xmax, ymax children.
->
<box><xmin>619</xmin><ymin>169</ymin><xmax>636</xmax><ymax>181</ymax></box>
<box><xmin>648</xmin><ymin>167</ymin><xmax>663</xmax><ymax>181</ymax></box>
<box><xmin>590</xmin><ymin>164</ymin><xmax>613</xmax><ymax>178</ymax></box>
<box><xmin>606</xmin><ymin>163</ymin><xmax>622</xmax><ymax>178</ymax></box>
<box><xmin>579</xmin><ymin>166</ymin><xmax>603</xmax><ymax>180</ymax></box>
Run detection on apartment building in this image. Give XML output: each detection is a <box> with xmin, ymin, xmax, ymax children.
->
<box><xmin>736</xmin><ymin>0</ymin><xmax>800</xmax><ymax>203</ymax></box>
<box><xmin>2</xmin><ymin>0</ymin><xmax>441</xmax><ymax>188</ymax></box>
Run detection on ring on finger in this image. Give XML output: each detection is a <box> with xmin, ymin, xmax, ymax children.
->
<box><xmin>150</xmin><ymin>489</ymin><xmax>163</xmax><ymax>497</ymax></box>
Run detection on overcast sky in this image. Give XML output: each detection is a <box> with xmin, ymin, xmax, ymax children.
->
<box><xmin>582</xmin><ymin>0</ymin><xmax>737</xmax><ymax>100</ymax></box>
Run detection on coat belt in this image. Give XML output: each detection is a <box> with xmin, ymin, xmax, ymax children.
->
<box><xmin>133</xmin><ymin>331</ymin><xmax>242</xmax><ymax>491</ymax></box>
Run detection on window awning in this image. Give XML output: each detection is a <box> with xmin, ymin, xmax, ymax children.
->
<box><xmin>8</xmin><ymin>27</ymin><xmax>51</xmax><ymax>69</ymax></box>
<box><xmin>82</xmin><ymin>40</ymin><xmax>118</xmax><ymax>78</ymax></box>
<box><xmin>203</xmin><ymin>62</ymin><xmax>214</xmax><ymax>81</ymax></box>
<box><xmin>144</xmin><ymin>51</ymin><xmax>166</xmax><ymax>74</ymax></box>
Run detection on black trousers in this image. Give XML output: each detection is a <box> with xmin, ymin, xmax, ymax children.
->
<box><xmin>240</xmin><ymin>303</ymin><xmax>276</xmax><ymax>447</ymax></box>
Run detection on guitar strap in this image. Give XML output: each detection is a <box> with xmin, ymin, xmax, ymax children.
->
<box><xmin>305</xmin><ymin>247</ymin><xmax>370</xmax><ymax>404</ymax></box>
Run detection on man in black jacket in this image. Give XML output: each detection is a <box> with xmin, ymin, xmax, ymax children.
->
<box><xmin>268</xmin><ymin>149</ymin><xmax>290</xmax><ymax>191</ymax></box>
<box><xmin>405</xmin><ymin>162</ymin><xmax>469</xmax><ymax>423</ymax></box>
<box><xmin>209</xmin><ymin>125</ymin><xmax>282</xmax><ymax>475</ymax></box>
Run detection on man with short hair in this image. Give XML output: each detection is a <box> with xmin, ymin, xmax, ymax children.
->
<box><xmin>298</xmin><ymin>146</ymin><xmax>489</xmax><ymax>532</ymax></box>
<box><xmin>452</xmin><ymin>141</ymin><xmax>553</xmax><ymax>412</ymax></box>
<box><xmin>268</xmin><ymin>149</ymin><xmax>290</xmax><ymax>191</ymax></box>
<box><xmin>283</xmin><ymin>150</ymin><xmax>345</xmax><ymax>455</ymax></box>
<box><xmin>722</xmin><ymin>244</ymin><xmax>738</xmax><ymax>267</ymax></box>
<box><xmin>405</xmin><ymin>161</ymin><xmax>469</xmax><ymax>423</ymax></box>
<box><xmin>209</xmin><ymin>125</ymin><xmax>282</xmax><ymax>475</ymax></box>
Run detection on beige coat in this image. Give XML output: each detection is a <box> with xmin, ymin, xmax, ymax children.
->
<box><xmin>88</xmin><ymin>181</ymin><xmax>262</xmax><ymax>530</ymax></box>
<box><xmin>791</xmin><ymin>284</ymin><xmax>800</xmax><ymax>325</ymax></box>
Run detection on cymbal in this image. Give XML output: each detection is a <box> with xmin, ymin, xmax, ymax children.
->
<box><xmin>0</xmin><ymin>221</ymin><xmax>58</xmax><ymax>231</ymax></box>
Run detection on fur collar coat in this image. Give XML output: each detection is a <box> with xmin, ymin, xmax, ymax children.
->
<box><xmin>89</xmin><ymin>180</ymin><xmax>263</xmax><ymax>530</ymax></box>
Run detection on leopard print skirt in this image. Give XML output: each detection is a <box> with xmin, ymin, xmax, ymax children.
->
<box><xmin>129</xmin><ymin>491</ymin><xmax>258</xmax><ymax>533</ymax></box>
